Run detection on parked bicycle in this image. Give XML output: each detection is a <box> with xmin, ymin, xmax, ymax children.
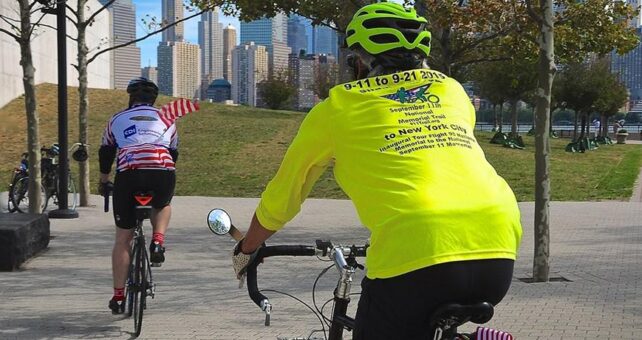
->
<box><xmin>104</xmin><ymin>189</ymin><xmax>156</xmax><ymax>338</ymax></box>
<box><xmin>7</xmin><ymin>143</ymin><xmax>82</xmax><ymax>213</ymax></box>
<box><xmin>207</xmin><ymin>209</ymin><xmax>513</xmax><ymax>340</ymax></box>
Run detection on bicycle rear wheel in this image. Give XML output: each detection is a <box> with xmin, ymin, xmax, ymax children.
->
<box><xmin>133</xmin><ymin>238</ymin><xmax>146</xmax><ymax>337</ymax></box>
<box><xmin>10</xmin><ymin>176</ymin><xmax>47</xmax><ymax>213</ymax></box>
<box><xmin>126</xmin><ymin>252</ymin><xmax>135</xmax><ymax>318</ymax></box>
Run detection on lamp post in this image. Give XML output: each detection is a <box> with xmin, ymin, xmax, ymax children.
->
<box><xmin>44</xmin><ymin>0</ymin><xmax>78</xmax><ymax>219</ymax></box>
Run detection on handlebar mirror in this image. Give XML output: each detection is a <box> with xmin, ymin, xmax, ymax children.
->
<box><xmin>207</xmin><ymin>208</ymin><xmax>232</xmax><ymax>235</ymax></box>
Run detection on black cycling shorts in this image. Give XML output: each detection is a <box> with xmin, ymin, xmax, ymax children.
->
<box><xmin>353</xmin><ymin>259</ymin><xmax>514</xmax><ymax>340</ymax></box>
<box><xmin>112</xmin><ymin>169</ymin><xmax>176</xmax><ymax>229</ymax></box>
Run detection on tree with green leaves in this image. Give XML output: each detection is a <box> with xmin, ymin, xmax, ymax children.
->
<box><xmin>258</xmin><ymin>71</ymin><xmax>296</xmax><ymax>110</ymax></box>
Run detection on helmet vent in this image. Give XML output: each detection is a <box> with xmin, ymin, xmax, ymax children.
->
<box><xmin>370</xmin><ymin>33</ymin><xmax>398</xmax><ymax>44</ymax></box>
<box><xmin>396</xmin><ymin>19</ymin><xmax>422</xmax><ymax>30</ymax></box>
<box><xmin>347</xmin><ymin>29</ymin><xmax>356</xmax><ymax>37</ymax></box>
<box><xmin>374</xmin><ymin>10</ymin><xmax>395</xmax><ymax>15</ymax></box>
<box><xmin>363</xmin><ymin>18</ymin><xmax>388</xmax><ymax>29</ymax></box>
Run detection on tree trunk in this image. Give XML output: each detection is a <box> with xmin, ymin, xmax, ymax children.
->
<box><xmin>493</xmin><ymin>104</ymin><xmax>499</xmax><ymax>131</ymax></box>
<box><xmin>511</xmin><ymin>99</ymin><xmax>518</xmax><ymax>135</ymax></box>
<box><xmin>498</xmin><ymin>103</ymin><xmax>504</xmax><ymax>133</ymax></box>
<box><xmin>579</xmin><ymin>114</ymin><xmax>587</xmax><ymax>139</ymax></box>
<box><xmin>601</xmin><ymin>115</ymin><xmax>608</xmax><ymax>137</ymax></box>
<box><xmin>533</xmin><ymin>0</ymin><xmax>555</xmax><ymax>282</ymax></box>
<box><xmin>573</xmin><ymin>111</ymin><xmax>579</xmax><ymax>141</ymax></box>
<box><xmin>77</xmin><ymin>0</ymin><xmax>90</xmax><ymax>206</ymax></box>
<box><xmin>18</xmin><ymin>0</ymin><xmax>42</xmax><ymax>214</ymax></box>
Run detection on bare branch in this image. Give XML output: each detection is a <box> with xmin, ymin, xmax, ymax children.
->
<box><xmin>67</xmin><ymin>14</ymin><xmax>78</xmax><ymax>26</ymax></box>
<box><xmin>0</xmin><ymin>27</ymin><xmax>20</xmax><ymax>42</ymax></box>
<box><xmin>66</xmin><ymin>4</ymin><xmax>78</xmax><ymax>18</ymax></box>
<box><xmin>87</xmin><ymin>6</ymin><xmax>212</xmax><ymax>64</ymax></box>
<box><xmin>29</xmin><ymin>11</ymin><xmax>49</xmax><ymax>38</ymax></box>
<box><xmin>84</xmin><ymin>0</ymin><xmax>115</xmax><ymax>28</ymax></box>
<box><xmin>0</xmin><ymin>14</ymin><xmax>20</xmax><ymax>31</ymax></box>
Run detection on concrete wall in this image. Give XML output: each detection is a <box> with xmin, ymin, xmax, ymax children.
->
<box><xmin>0</xmin><ymin>0</ymin><xmax>112</xmax><ymax>108</ymax></box>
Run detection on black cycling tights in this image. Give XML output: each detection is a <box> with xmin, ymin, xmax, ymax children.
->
<box><xmin>353</xmin><ymin>259</ymin><xmax>514</xmax><ymax>340</ymax></box>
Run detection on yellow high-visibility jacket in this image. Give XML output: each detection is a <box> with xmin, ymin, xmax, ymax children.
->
<box><xmin>256</xmin><ymin>69</ymin><xmax>522</xmax><ymax>279</ymax></box>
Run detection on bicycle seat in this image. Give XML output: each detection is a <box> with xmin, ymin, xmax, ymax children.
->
<box><xmin>429</xmin><ymin>302</ymin><xmax>494</xmax><ymax>330</ymax></box>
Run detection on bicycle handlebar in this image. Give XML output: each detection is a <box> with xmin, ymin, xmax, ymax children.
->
<box><xmin>245</xmin><ymin>243</ymin><xmax>367</xmax><ymax>314</ymax></box>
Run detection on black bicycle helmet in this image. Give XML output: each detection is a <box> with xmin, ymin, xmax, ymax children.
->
<box><xmin>127</xmin><ymin>77</ymin><xmax>159</xmax><ymax>106</ymax></box>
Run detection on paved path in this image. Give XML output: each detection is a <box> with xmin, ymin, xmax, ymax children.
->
<box><xmin>1</xmin><ymin>195</ymin><xmax>641</xmax><ymax>339</ymax></box>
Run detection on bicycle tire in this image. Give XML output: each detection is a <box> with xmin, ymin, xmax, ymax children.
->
<box><xmin>133</xmin><ymin>238</ymin><xmax>146</xmax><ymax>337</ymax></box>
<box><xmin>10</xmin><ymin>176</ymin><xmax>47</xmax><ymax>213</ymax></box>
<box><xmin>126</xmin><ymin>252</ymin><xmax>135</xmax><ymax>318</ymax></box>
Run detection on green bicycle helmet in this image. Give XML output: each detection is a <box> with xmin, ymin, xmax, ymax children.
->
<box><xmin>345</xmin><ymin>2</ymin><xmax>431</xmax><ymax>58</ymax></box>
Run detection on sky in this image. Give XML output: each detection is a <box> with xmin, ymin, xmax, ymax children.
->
<box><xmin>134</xmin><ymin>0</ymin><xmax>239</xmax><ymax>67</ymax></box>
<box><xmin>132</xmin><ymin>0</ymin><xmax>405</xmax><ymax>68</ymax></box>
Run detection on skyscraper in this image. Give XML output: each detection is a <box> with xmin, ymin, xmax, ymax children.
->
<box><xmin>223</xmin><ymin>24</ymin><xmax>237</xmax><ymax>83</ymax></box>
<box><xmin>101</xmin><ymin>0</ymin><xmax>140</xmax><ymax>89</ymax></box>
<box><xmin>232</xmin><ymin>42</ymin><xmax>268</xmax><ymax>106</ymax></box>
<box><xmin>162</xmin><ymin>0</ymin><xmax>184</xmax><ymax>42</ymax></box>
<box><xmin>288</xmin><ymin>52</ymin><xmax>318</xmax><ymax>110</ymax></box>
<box><xmin>240</xmin><ymin>13</ymin><xmax>291</xmax><ymax>74</ymax></box>
<box><xmin>158</xmin><ymin>41</ymin><xmax>201</xmax><ymax>98</ymax></box>
<box><xmin>287</xmin><ymin>15</ymin><xmax>309</xmax><ymax>55</ymax></box>
<box><xmin>141</xmin><ymin>66</ymin><xmax>158</xmax><ymax>84</ymax></box>
<box><xmin>313</xmin><ymin>26</ymin><xmax>338</xmax><ymax>56</ymax></box>
<box><xmin>198</xmin><ymin>9</ymin><xmax>224</xmax><ymax>98</ymax></box>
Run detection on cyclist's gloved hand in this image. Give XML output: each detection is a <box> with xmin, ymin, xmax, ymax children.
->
<box><xmin>99</xmin><ymin>181</ymin><xmax>114</xmax><ymax>196</ymax></box>
<box><xmin>232</xmin><ymin>239</ymin><xmax>261</xmax><ymax>281</ymax></box>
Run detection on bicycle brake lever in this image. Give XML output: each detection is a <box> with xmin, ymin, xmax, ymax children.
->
<box><xmin>260</xmin><ymin>299</ymin><xmax>272</xmax><ymax>326</ymax></box>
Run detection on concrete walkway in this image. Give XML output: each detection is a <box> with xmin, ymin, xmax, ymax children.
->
<box><xmin>1</xmin><ymin>195</ymin><xmax>641</xmax><ymax>339</ymax></box>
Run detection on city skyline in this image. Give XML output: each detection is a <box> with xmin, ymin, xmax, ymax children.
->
<box><xmin>134</xmin><ymin>0</ymin><xmax>238</xmax><ymax>67</ymax></box>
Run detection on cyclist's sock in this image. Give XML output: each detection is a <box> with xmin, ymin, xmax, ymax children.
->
<box><xmin>152</xmin><ymin>232</ymin><xmax>165</xmax><ymax>246</ymax></box>
<box><xmin>112</xmin><ymin>287</ymin><xmax>125</xmax><ymax>301</ymax></box>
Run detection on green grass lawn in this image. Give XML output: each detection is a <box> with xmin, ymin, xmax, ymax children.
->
<box><xmin>1</xmin><ymin>83</ymin><xmax>641</xmax><ymax>202</ymax></box>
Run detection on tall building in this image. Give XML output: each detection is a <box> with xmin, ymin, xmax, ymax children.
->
<box><xmin>288</xmin><ymin>52</ymin><xmax>319</xmax><ymax>110</ymax></box>
<box><xmin>101</xmin><ymin>0</ymin><xmax>140</xmax><ymax>89</ymax></box>
<box><xmin>157</xmin><ymin>41</ymin><xmax>201</xmax><ymax>98</ymax></box>
<box><xmin>198</xmin><ymin>10</ymin><xmax>224</xmax><ymax>98</ymax></box>
<box><xmin>232</xmin><ymin>42</ymin><xmax>268</xmax><ymax>106</ymax></box>
<box><xmin>611</xmin><ymin>28</ymin><xmax>642</xmax><ymax>102</ymax></box>
<box><xmin>287</xmin><ymin>15</ymin><xmax>308</xmax><ymax>56</ymax></box>
<box><xmin>313</xmin><ymin>26</ymin><xmax>338</xmax><ymax>56</ymax></box>
<box><xmin>141</xmin><ymin>66</ymin><xmax>158</xmax><ymax>84</ymax></box>
<box><xmin>240</xmin><ymin>13</ymin><xmax>291</xmax><ymax>74</ymax></box>
<box><xmin>223</xmin><ymin>24</ymin><xmax>237</xmax><ymax>83</ymax></box>
<box><xmin>162</xmin><ymin>0</ymin><xmax>184</xmax><ymax>42</ymax></box>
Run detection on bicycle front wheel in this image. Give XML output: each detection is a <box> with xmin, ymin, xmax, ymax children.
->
<box><xmin>133</xmin><ymin>239</ymin><xmax>146</xmax><ymax>337</ymax></box>
<box><xmin>10</xmin><ymin>176</ymin><xmax>46</xmax><ymax>213</ymax></box>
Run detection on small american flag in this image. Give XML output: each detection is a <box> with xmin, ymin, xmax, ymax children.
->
<box><xmin>159</xmin><ymin>98</ymin><xmax>199</xmax><ymax>123</ymax></box>
<box><xmin>475</xmin><ymin>326</ymin><xmax>513</xmax><ymax>340</ymax></box>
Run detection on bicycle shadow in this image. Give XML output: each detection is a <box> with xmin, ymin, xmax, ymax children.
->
<box><xmin>0</xmin><ymin>310</ymin><xmax>134</xmax><ymax>339</ymax></box>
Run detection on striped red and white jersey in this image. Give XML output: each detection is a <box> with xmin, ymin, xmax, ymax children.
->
<box><xmin>101</xmin><ymin>102</ymin><xmax>189</xmax><ymax>172</ymax></box>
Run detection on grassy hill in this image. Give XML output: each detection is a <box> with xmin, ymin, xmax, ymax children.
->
<box><xmin>1</xmin><ymin>83</ymin><xmax>640</xmax><ymax>201</ymax></box>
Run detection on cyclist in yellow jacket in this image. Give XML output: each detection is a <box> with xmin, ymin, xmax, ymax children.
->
<box><xmin>232</xmin><ymin>3</ymin><xmax>522</xmax><ymax>339</ymax></box>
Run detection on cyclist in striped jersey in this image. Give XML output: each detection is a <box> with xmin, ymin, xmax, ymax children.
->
<box><xmin>99</xmin><ymin>77</ymin><xmax>198</xmax><ymax>314</ymax></box>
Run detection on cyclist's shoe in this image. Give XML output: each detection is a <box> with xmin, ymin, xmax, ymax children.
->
<box><xmin>109</xmin><ymin>298</ymin><xmax>125</xmax><ymax>314</ymax></box>
<box><xmin>150</xmin><ymin>241</ymin><xmax>165</xmax><ymax>266</ymax></box>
